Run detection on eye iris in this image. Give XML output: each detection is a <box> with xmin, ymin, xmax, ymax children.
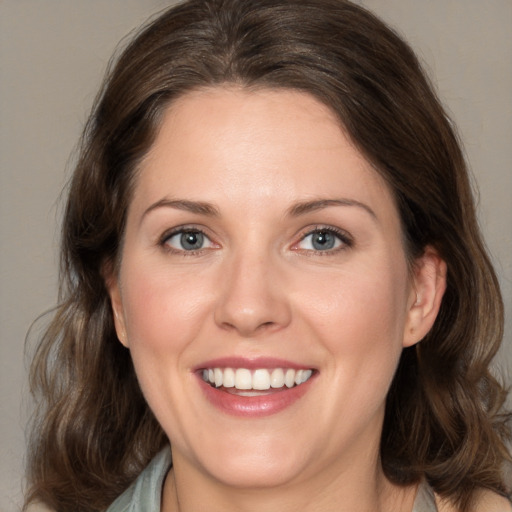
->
<box><xmin>180</xmin><ymin>231</ymin><xmax>204</xmax><ymax>250</ymax></box>
<box><xmin>312</xmin><ymin>231</ymin><xmax>335</xmax><ymax>250</ymax></box>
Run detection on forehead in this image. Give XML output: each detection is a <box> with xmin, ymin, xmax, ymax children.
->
<box><xmin>132</xmin><ymin>86</ymin><xmax>397</xmax><ymax>221</ymax></box>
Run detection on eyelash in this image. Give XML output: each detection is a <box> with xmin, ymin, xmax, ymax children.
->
<box><xmin>293</xmin><ymin>226</ymin><xmax>354</xmax><ymax>255</ymax></box>
<box><xmin>158</xmin><ymin>225</ymin><xmax>353</xmax><ymax>255</ymax></box>
<box><xmin>159</xmin><ymin>226</ymin><xmax>214</xmax><ymax>255</ymax></box>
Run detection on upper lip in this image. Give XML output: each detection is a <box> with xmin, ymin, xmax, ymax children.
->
<box><xmin>193</xmin><ymin>356</ymin><xmax>315</xmax><ymax>372</ymax></box>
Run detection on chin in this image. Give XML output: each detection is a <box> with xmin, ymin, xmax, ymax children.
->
<box><xmin>206</xmin><ymin>457</ymin><xmax>304</xmax><ymax>489</ymax></box>
<box><xmin>191</xmin><ymin>434</ymin><xmax>310</xmax><ymax>489</ymax></box>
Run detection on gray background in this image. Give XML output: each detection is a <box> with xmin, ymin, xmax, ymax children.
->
<box><xmin>1</xmin><ymin>1</ymin><xmax>510</xmax><ymax>511</ymax></box>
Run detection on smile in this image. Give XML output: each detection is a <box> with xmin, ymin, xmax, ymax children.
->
<box><xmin>201</xmin><ymin>367</ymin><xmax>314</xmax><ymax>392</ymax></box>
<box><xmin>196</xmin><ymin>361</ymin><xmax>316</xmax><ymax>416</ymax></box>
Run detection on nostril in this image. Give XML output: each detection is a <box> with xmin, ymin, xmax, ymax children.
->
<box><xmin>218</xmin><ymin>319</ymin><xmax>276</xmax><ymax>336</ymax></box>
<box><xmin>213</xmin><ymin>277</ymin><xmax>292</xmax><ymax>336</ymax></box>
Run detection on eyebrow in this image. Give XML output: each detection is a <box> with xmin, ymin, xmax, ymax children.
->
<box><xmin>142</xmin><ymin>198</ymin><xmax>220</xmax><ymax>221</ymax></box>
<box><xmin>287</xmin><ymin>199</ymin><xmax>377</xmax><ymax>220</ymax></box>
<box><xmin>141</xmin><ymin>197</ymin><xmax>376</xmax><ymax>222</ymax></box>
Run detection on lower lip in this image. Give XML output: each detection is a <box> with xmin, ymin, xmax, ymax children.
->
<box><xmin>197</xmin><ymin>375</ymin><xmax>314</xmax><ymax>417</ymax></box>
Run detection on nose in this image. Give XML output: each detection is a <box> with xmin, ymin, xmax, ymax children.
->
<box><xmin>214</xmin><ymin>250</ymin><xmax>292</xmax><ymax>337</ymax></box>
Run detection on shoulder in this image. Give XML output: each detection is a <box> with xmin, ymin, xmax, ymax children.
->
<box><xmin>106</xmin><ymin>446</ymin><xmax>173</xmax><ymax>512</ymax></box>
<box><xmin>470</xmin><ymin>490</ymin><xmax>512</xmax><ymax>512</ymax></box>
<box><xmin>435</xmin><ymin>490</ymin><xmax>512</xmax><ymax>512</ymax></box>
<box><xmin>25</xmin><ymin>503</ymin><xmax>55</xmax><ymax>512</ymax></box>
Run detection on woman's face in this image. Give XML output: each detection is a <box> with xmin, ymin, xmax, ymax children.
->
<box><xmin>109</xmin><ymin>87</ymin><xmax>441</xmax><ymax>490</ymax></box>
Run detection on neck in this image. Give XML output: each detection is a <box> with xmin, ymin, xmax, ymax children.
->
<box><xmin>162</xmin><ymin>447</ymin><xmax>417</xmax><ymax>512</ymax></box>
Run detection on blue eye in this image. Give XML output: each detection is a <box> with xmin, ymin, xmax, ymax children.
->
<box><xmin>163</xmin><ymin>229</ymin><xmax>214</xmax><ymax>252</ymax></box>
<box><xmin>297</xmin><ymin>229</ymin><xmax>350</xmax><ymax>252</ymax></box>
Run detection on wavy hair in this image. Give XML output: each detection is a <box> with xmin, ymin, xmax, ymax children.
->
<box><xmin>25</xmin><ymin>0</ymin><xmax>511</xmax><ymax>510</ymax></box>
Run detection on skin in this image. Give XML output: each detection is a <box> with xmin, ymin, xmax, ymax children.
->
<box><xmin>108</xmin><ymin>87</ymin><xmax>448</xmax><ymax>512</ymax></box>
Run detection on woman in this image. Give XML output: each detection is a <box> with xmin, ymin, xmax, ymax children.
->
<box><xmin>25</xmin><ymin>0</ymin><xmax>511</xmax><ymax>511</ymax></box>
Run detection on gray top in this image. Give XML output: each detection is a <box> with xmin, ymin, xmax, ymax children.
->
<box><xmin>413</xmin><ymin>481</ymin><xmax>438</xmax><ymax>512</ymax></box>
<box><xmin>106</xmin><ymin>448</ymin><xmax>172</xmax><ymax>512</ymax></box>
<box><xmin>106</xmin><ymin>446</ymin><xmax>437</xmax><ymax>512</ymax></box>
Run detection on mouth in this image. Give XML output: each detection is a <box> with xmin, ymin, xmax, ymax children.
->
<box><xmin>195</xmin><ymin>361</ymin><xmax>317</xmax><ymax>416</ymax></box>
<box><xmin>201</xmin><ymin>367</ymin><xmax>314</xmax><ymax>395</ymax></box>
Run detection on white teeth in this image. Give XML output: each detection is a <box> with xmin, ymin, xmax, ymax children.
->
<box><xmin>293</xmin><ymin>369</ymin><xmax>313</xmax><ymax>385</ymax></box>
<box><xmin>302</xmin><ymin>369</ymin><xmax>313</xmax><ymax>382</ymax></box>
<box><xmin>235</xmin><ymin>368</ymin><xmax>252</xmax><ymax>390</ymax></box>
<box><xmin>202</xmin><ymin>367</ymin><xmax>313</xmax><ymax>391</ymax></box>
<box><xmin>214</xmin><ymin>368</ymin><xmax>223</xmax><ymax>388</ymax></box>
<box><xmin>252</xmin><ymin>369</ymin><xmax>271</xmax><ymax>390</ymax></box>
<box><xmin>285</xmin><ymin>368</ymin><xmax>295</xmax><ymax>388</ymax></box>
<box><xmin>270</xmin><ymin>368</ymin><xmax>285</xmax><ymax>388</ymax></box>
<box><xmin>223</xmin><ymin>367</ymin><xmax>235</xmax><ymax>388</ymax></box>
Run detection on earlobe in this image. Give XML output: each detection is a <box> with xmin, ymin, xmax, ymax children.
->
<box><xmin>112</xmin><ymin>304</ymin><xmax>129</xmax><ymax>348</ymax></box>
<box><xmin>103</xmin><ymin>265</ymin><xmax>129</xmax><ymax>348</ymax></box>
<box><xmin>403</xmin><ymin>246</ymin><xmax>447</xmax><ymax>348</ymax></box>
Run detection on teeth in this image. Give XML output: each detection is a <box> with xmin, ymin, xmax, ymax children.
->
<box><xmin>285</xmin><ymin>368</ymin><xmax>295</xmax><ymax>388</ymax></box>
<box><xmin>201</xmin><ymin>367</ymin><xmax>313</xmax><ymax>391</ymax></box>
<box><xmin>214</xmin><ymin>368</ymin><xmax>223</xmax><ymax>388</ymax></box>
<box><xmin>235</xmin><ymin>369</ymin><xmax>252</xmax><ymax>390</ymax></box>
<box><xmin>223</xmin><ymin>367</ymin><xmax>235</xmax><ymax>388</ymax></box>
<box><xmin>303</xmin><ymin>369</ymin><xmax>313</xmax><ymax>381</ymax></box>
<box><xmin>270</xmin><ymin>368</ymin><xmax>285</xmax><ymax>388</ymax></box>
<box><xmin>252</xmin><ymin>369</ymin><xmax>271</xmax><ymax>390</ymax></box>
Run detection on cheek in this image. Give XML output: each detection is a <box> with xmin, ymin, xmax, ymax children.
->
<box><xmin>117</xmin><ymin>261</ymin><xmax>216</xmax><ymax>424</ymax></box>
<box><xmin>294</xmin><ymin>256</ymin><xmax>410</xmax><ymax>363</ymax></box>
<box><xmin>120</xmin><ymin>262</ymin><xmax>213</xmax><ymax>356</ymax></box>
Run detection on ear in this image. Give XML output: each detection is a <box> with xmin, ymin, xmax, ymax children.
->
<box><xmin>403</xmin><ymin>246</ymin><xmax>447</xmax><ymax>348</ymax></box>
<box><xmin>103</xmin><ymin>262</ymin><xmax>129</xmax><ymax>348</ymax></box>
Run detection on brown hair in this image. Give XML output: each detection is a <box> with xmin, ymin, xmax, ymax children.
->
<box><xmin>25</xmin><ymin>0</ymin><xmax>511</xmax><ymax>511</ymax></box>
